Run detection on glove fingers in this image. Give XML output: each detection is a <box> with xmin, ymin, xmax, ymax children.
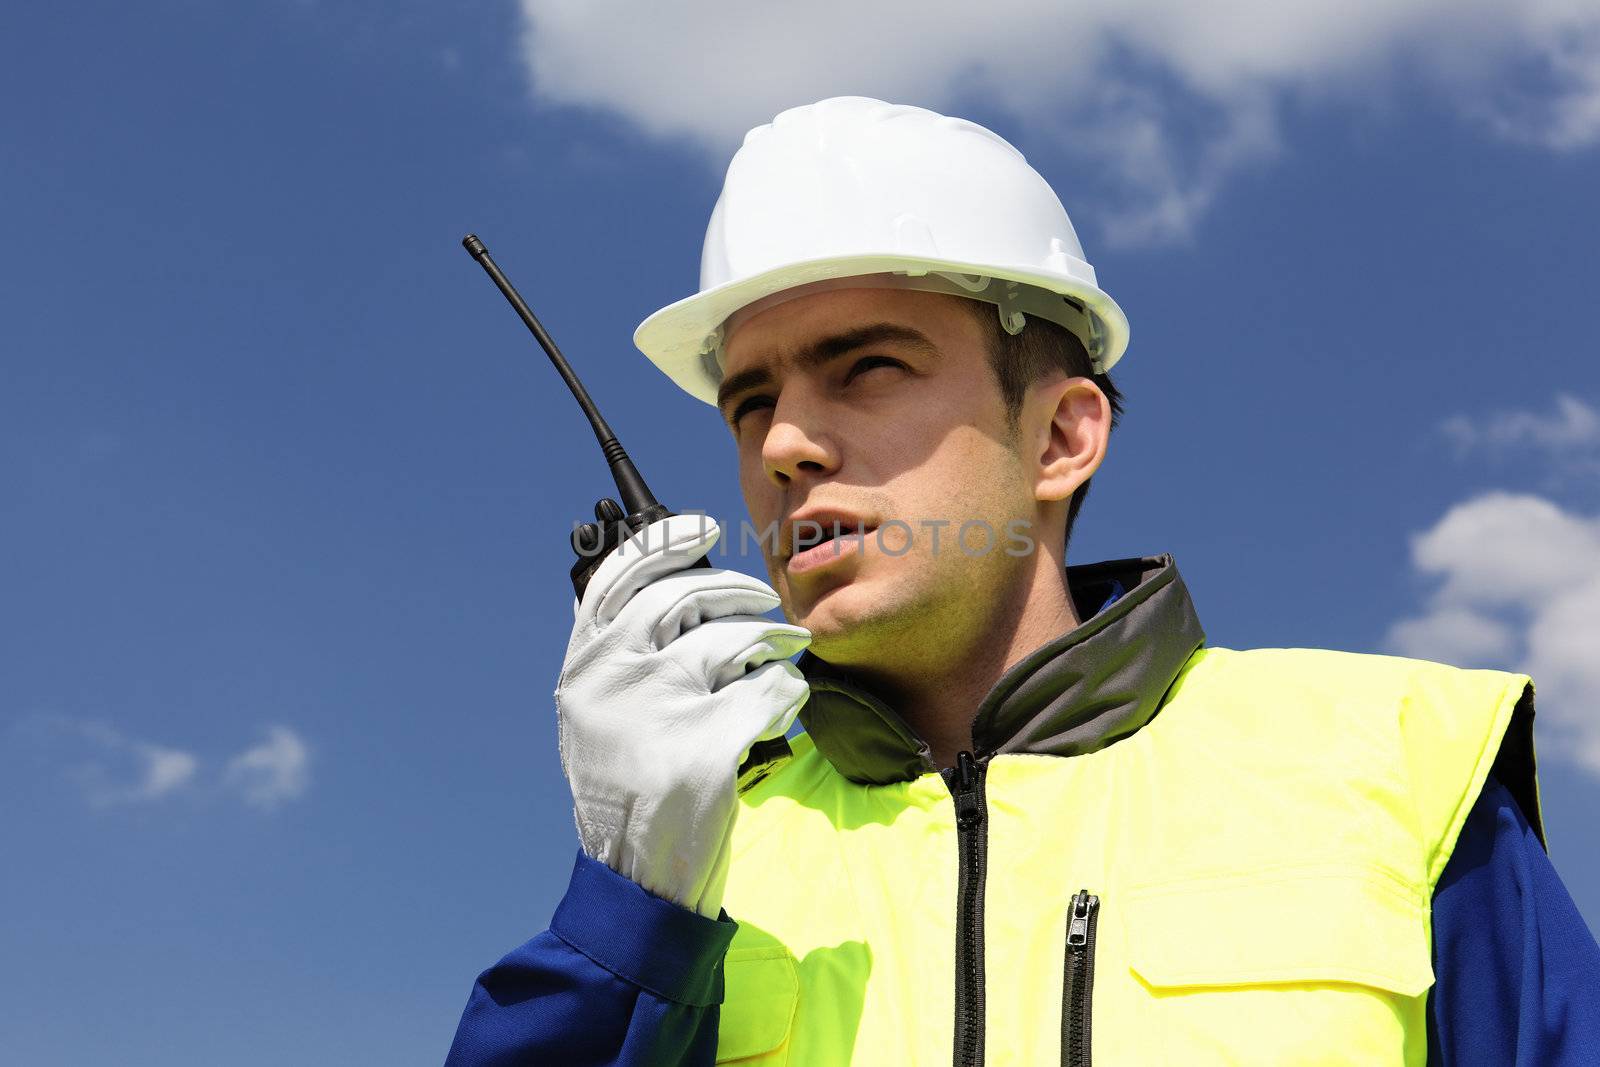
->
<box><xmin>614</xmin><ymin>568</ymin><xmax>786</xmax><ymax>650</ymax></box>
<box><xmin>744</xmin><ymin>659</ymin><xmax>810</xmax><ymax>743</ymax></box>
<box><xmin>578</xmin><ymin>514</ymin><xmax>722</xmax><ymax>629</ymax></box>
<box><xmin>711</xmin><ymin>624</ymin><xmax>812</xmax><ymax>691</ymax></box>
<box><xmin>661</xmin><ymin>616</ymin><xmax>812</xmax><ymax>690</ymax></box>
<box><xmin>707</xmin><ymin>660</ymin><xmax>810</xmax><ymax>764</ymax></box>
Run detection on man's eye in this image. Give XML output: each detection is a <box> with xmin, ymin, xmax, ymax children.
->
<box><xmin>730</xmin><ymin>396</ymin><xmax>773</xmax><ymax>427</ymax></box>
<box><xmin>846</xmin><ymin>355</ymin><xmax>904</xmax><ymax>382</ymax></box>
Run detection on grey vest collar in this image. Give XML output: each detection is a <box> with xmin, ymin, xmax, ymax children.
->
<box><xmin>793</xmin><ymin>554</ymin><xmax>1206</xmax><ymax>785</ymax></box>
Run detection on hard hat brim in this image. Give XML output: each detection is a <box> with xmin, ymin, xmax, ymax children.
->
<box><xmin>634</xmin><ymin>253</ymin><xmax>1130</xmax><ymax>407</ymax></box>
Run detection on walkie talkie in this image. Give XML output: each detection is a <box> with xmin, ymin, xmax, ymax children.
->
<box><xmin>462</xmin><ymin>234</ymin><xmax>712</xmax><ymax>600</ymax></box>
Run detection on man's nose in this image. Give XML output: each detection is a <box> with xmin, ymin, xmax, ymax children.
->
<box><xmin>761</xmin><ymin>392</ymin><xmax>840</xmax><ymax>487</ymax></box>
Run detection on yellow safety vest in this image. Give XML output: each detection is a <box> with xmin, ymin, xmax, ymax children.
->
<box><xmin>713</xmin><ymin>555</ymin><xmax>1540</xmax><ymax>1066</ymax></box>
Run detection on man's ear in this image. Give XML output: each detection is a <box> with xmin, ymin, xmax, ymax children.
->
<box><xmin>1031</xmin><ymin>376</ymin><xmax>1110</xmax><ymax>504</ymax></box>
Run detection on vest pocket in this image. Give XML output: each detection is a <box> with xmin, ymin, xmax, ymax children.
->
<box><xmin>1122</xmin><ymin>862</ymin><xmax>1433</xmax><ymax>993</ymax></box>
<box><xmin>716</xmin><ymin>946</ymin><xmax>799</xmax><ymax>1064</ymax></box>
<box><xmin>1119</xmin><ymin>863</ymin><xmax>1434</xmax><ymax>1065</ymax></box>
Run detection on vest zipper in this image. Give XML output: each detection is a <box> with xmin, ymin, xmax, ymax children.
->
<box><xmin>1061</xmin><ymin>889</ymin><xmax>1100</xmax><ymax>1067</ymax></box>
<box><xmin>946</xmin><ymin>749</ymin><xmax>988</xmax><ymax>1067</ymax></box>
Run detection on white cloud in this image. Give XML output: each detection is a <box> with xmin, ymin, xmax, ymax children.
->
<box><xmin>1387</xmin><ymin>606</ymin><xmax>1518</xmax><ymax>666</ymax></box>
<box><xmin>47</xmin><ymin>719</ymin><xmax>199</xmax><ymax>807</ymax></box>
<box><xmin>1442</xmin><ymin>394</ymin><xmax>1600</xmax><ymax>456</ymax></box>
<box><xmin>18</xmin><ymin>719</ymin><xmax>314</xmax><ymax>811</ymax></box>
<box><xmin>223</xmin><ymin>725</ymin><xmax>311</xmax><ymax>810</ymax></box>
<box><xmin>516</xmin><ymin>0</ymin><xmax>1600</xmax><ymax>245</ymax></box>
<box><xmin>1386</xmin><ymin>491</ymin><xmax>1600</xmax><ymax>773</ymax></box>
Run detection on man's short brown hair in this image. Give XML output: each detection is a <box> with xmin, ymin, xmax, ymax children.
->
<box><xmin>964</xmin><ymin>300</ymin><xmax>1125</xmax><ymax>553</ymax></box>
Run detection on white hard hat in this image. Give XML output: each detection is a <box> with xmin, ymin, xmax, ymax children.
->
<box><xmin>634</xmin><ymin>96</ymin><xmax>1130</xmax><ymax>407</ymax></box>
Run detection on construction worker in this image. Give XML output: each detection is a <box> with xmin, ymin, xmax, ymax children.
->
<box><xmin>445</xmin><ymin>97</ymin><xmax>1600</xmax><ymax>1065</ymax></box>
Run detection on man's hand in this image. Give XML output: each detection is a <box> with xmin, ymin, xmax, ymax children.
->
<box><xmin>555</xmin><ymin>513</ymin><xmax>812</xmax><ymax>918</ymax></box>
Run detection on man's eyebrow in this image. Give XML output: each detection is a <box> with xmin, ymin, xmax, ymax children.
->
<box><xmin>715</xmin><ymin>365</ymin><xmax>774</xmax><ymax>421</ymax></box>
<box><xmin>801</xmin><ymin>322</ymin><xmax>943</xmax><ymax>369</ymax></box>
<box><xmin>716</xmin><ymin>322</ymin><xmax>942</xmax><ymax>418</ymax></box>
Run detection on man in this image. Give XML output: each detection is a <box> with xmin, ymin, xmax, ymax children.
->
<box><xmin>447</xmin><ymin>97</ymin><xmax>1600</xmax><ymax>1065</ymax></box>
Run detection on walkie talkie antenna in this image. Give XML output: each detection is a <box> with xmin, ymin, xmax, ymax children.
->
<box><xmin>461</xmin><ymin>233</ymin><xmax>661</xmax><ymax>517</ymax></box>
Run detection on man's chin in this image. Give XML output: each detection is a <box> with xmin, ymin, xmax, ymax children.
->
<box><xmin>789</xmin><ymin>574</ymin><xmax>907</xmax><ymax>656</ymax></box>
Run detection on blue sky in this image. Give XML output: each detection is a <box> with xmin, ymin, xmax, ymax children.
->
<box><xmin>4</xmin><ymin>2</ymin><xmax>1599</xmax><ymax>1062</ymax></box>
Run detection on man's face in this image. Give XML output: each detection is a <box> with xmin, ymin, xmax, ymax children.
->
<box><xmin>717</xmin><ymin>286</ymin><xmax>1047</xmax><ymax>664</ymax></box>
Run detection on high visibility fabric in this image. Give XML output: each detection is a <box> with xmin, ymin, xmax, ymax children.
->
<box><xmin>714</xmin><ymin>645</ymin><xmax>1536</xmax><ymax>1065</ymax></box>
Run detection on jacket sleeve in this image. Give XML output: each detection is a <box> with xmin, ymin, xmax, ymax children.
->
<box><xmin>444</xmin><ymin>851</ymin><xmax>738</xmax><ymax>1067</ymax></box>
<box><xmin>1427</xmin><ymin>773</ymin><xmax>1600</xmax><ymax>1065</ymax></box>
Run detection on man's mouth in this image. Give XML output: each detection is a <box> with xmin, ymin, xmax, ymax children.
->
<box><xmin>783</xmin><ymin>511</ymin><xmax>877</xmax><ymax>559</ymax></box>
<box><xmin>787</xmin><ymin>526</ymin><xmax>876</xmax><ymax>576</ymax></box>
<box><xmin>795</xmin><ymin>526</ymin><xmax>856</xmax><ymax>552</ymax></box>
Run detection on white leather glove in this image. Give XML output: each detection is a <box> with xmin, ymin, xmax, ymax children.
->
<box><xmin>555</xmin><ymin>513</ymin><xmax>812</xmax><ymax>918</ymax></box>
